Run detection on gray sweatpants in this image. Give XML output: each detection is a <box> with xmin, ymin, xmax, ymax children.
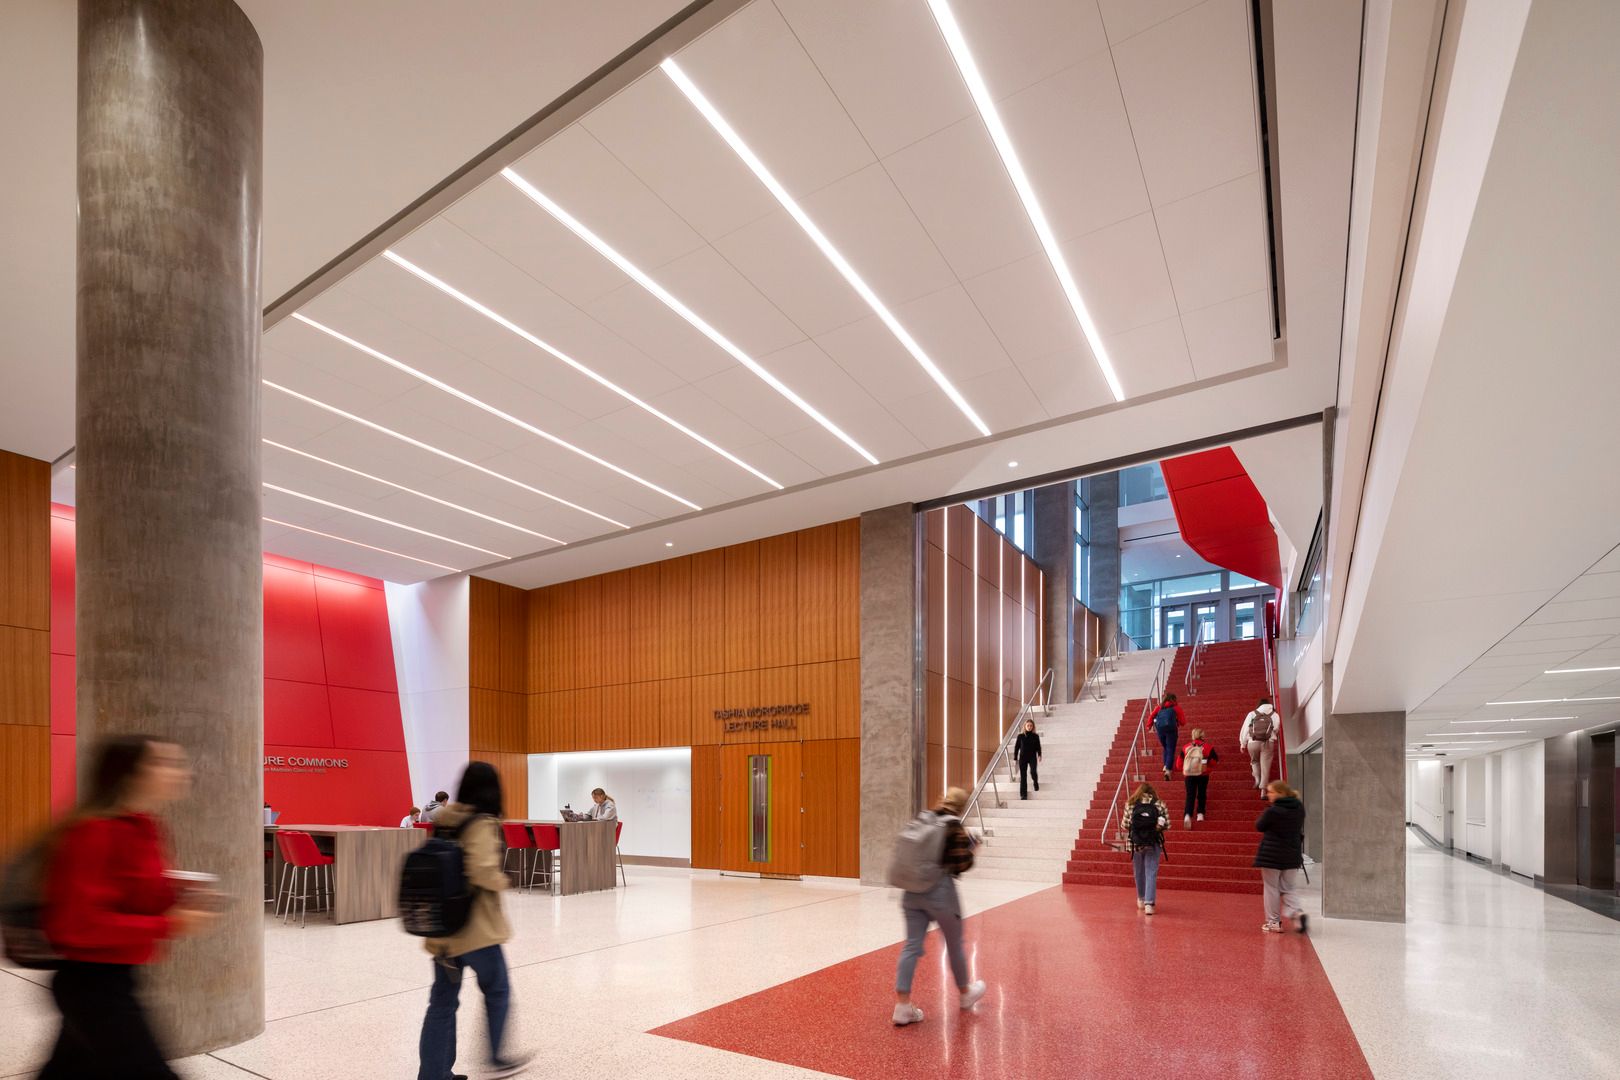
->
<box><xmin>1261</xmin><ymin>867</ymin><xmax>1302</xmax><ymax>924</ymax></box>
<box><xmin>1248</xmin><ymin>740</ymin><xmax>1275</xmax><ymax>789</ymax></box>
<box><xmin>895</xmin><ymin>875</ymin><xmax>968</xmax><ymax>993</ymax></box>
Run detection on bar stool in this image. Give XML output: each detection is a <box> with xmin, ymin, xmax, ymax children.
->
<box><xmin>274</xmin><ymin>831</ymin><xmax>333</xmax><ymax>928</ymax></box>
<box><xmin>530</xmin><ymin>824</ymin><xmax>561</xmax><ymax>893</ymax></box>
<box><xmin>412</xmin><ymin>821</ymin><xmax>435</xmax><ymax>836</ymax></box>
<box><xmin>614</xmin><ymin>821</ymin><xmax>627</xmax><ymax>887</ymax></box>
<box><xmin>500</xmin><ymin>822</ymin><xmax>536</xmax><ymax>890</ymax></box>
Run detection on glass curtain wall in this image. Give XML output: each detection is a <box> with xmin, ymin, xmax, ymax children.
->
<box><xmin>1119</xmin><ymin>569</ymin><xmax>1274</xmax><ymax>650</ymax></box>
<box><xmin>974</xmin><ymin>489</ymin><xmax>1033</xmax><ymax>553</ymax></box>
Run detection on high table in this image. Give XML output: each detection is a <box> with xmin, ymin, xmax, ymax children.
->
<box><xmin>508</xmin><ymin>819</ymin><xmax>618</xmax><ymax>896</ymax></box>
<box><xmin>266</xmin><ymin>825</ymin><xmax>424</xmax><ymax>924</ymax></box>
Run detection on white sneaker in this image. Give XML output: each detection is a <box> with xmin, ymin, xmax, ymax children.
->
<box><xmin>959</xmin><ymin>980</ymin><xmax>987</xmax><ymax>1010</ymax></box>
<box><xmin>1197</xmin><ymin>813</ymin><xmax>1205</xmax><ymax>822</ymax></box>
<box><xmin>892</xmin><ymin>1003</ymin><xmax>924</xmax><ymax>1026</ymax></box>
<box><xmin>1144</xmin><ymin>903</ymin><xmax>1155</xmax><ymax>916</ymax></box>
<box><xmin>1136</xmin><ymin>898</ymin><xmax>1145</xmax><ymax>911</ymax></box>
<box><xmin>1183</xmin><ymin>815</ymin><xmax>1191</xmax><ymax>828</ymax></box>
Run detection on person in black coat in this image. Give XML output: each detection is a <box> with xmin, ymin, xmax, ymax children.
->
<box><xmin>1013</xmin><ymin>719</ymin><xmax>1042</xmax><ymax>799</ymax></box>
<box><xmin>1255</xmin><ymin>780</ymin><xmax>1307</xmax><ymax>934</ymax></box>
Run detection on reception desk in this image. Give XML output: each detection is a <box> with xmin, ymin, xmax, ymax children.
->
<box><xmin>266</xmin><ymin>825</ymin><xmax>424</xmax><ymax>924</ymax></box>
<box><xmin>510</xmin><ymin>819</ymin><xmax>618</xmax><ymax>896</ymax></box>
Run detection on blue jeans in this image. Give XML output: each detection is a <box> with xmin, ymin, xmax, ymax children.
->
<box><xmin>418</xmin><ymin>945</ymin><xmax>510</xmax><ymax>1080</ymax></box>
<box><xmin>1133</xmin><ymin>847</ymin><xmax>1161</xmax><ymax>904</ymax></box>
<box><xmin>1157</xmin><ymin>726</ymin><xmax>1177</xmax><ymax>771</ymax></box>
<box><xmin>895</xmin><ymin>876</ymin><xmax>969</xmax><ymax>993</ymax></box>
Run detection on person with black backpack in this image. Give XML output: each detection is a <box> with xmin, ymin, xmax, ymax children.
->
<box><xmin>1151</xmin><ymin>694</ymin><xmax>1186</xmax><ymax>780</ymax></box>
<box><xmin>1177</xmin><ymin>727</ymin><xmax>1219</xmax><ymax>829</ymax></box>
<box><xmin>1123</xmin><ymin>782</ymin><xmax>1170</xmax><ymax>915</ymax></box>
<box><xmin>1239</xmin><ymin>698</ymin><xmax>1280</xmax><ymax>796</ymax></box>
<box><xmin>886</xmin><ymin>787</ymin><xmax>988</xmax><ymax>1026</ymax></box>
<box><xmin>411</xmin><ymin>762</ymin><xmax>530</xmax><ymax>1079</ymax></box>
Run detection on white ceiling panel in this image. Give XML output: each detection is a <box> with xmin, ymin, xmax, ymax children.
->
<box><xmin>1014</xmin><ymin>346</ymin><xmax>1115</xmax><ymax>419</ymax></box>
<box><xmin>775</xmin><ymin>423</ymin><xmax>884</xmax><ymax>476</ymax></box>
<box><xmin>1155</xmin><ymin>171</ymin><xmax>1270</xmax><ymax>311</ymax></box>
<box><xmin>710</xmin><ymin>208</ymin><xmax>871</xmax><ymax>338</ymax></box>
<box><xmin>1529</xmin><ymin>598</ymin><xmax>1620</xmax><ymax>625</ymax></box>
<box><xmin>895</xmin><ymin>285</ymin><xmax>1015</xmax><ymax>392</ymax></box>
<box><xmin>652</xmin><ymin>245</ymin><xmax>808</xmax><ymax>358</ymax></box>
<box><xmin>678</xmin><ymin>437</ymin><xmax>822</xmax><ymax>495</ymax></box>
<box><xmin>676</xmin><ymin>1</ymin><xmax>876</xmax><ymax>200</ymax></box>
<box><xmin>1506</xmin><ymin>618</ymin><xmax>1620</xmax><ymax>642</ymax></box>
<box><xmin>741</xmin><ymin>340</ymin><xmax>889</xmax><ymax>429</ymax></box>
<box><xmin>953</xmin><ymin>367</ymin><xmax>1048</xmax><ymax>431</ymax></box>
<box><xmin>800</xmin><ymin>163</ymin><xmax>959</xmax><ymax>308</ymax></box>
<box><xmin>581</xmin><ymin>70</ymin><xmax>780</xmax><ymax>242</ymax></box>
<box><xmin>1102</xmin><ymin>316</ymin><xmax>1195</xmax><ymax>396</ymax></box>
<box><xmin>772</xmin><ymin>0</ymin><xmax>973</xmax><ymax>159</ymax></box>
<box><xmin>1552</xmin><ymin>572</ymin><xmax>1620</xmax><ymax>603</ymax></box>
<box><xmin>1181</xmin><ymin>290</ymin><xmax>1273</xmax><ymax>379</ymax></box>
<box><xmin>883</xmin><ymin>115</ymin><xmax>1042</xmax><ymax>280</ymax></box>
<box><xmin>511</xmin><ymin>124</ymin><xmax>706</xmax><ymax>271</ymax></box>
<box><xmin>1590</xmin><ymin>547</ymin><xmax>1620</xmax><ymax>574</ymax></box>
<box><xmin>582</xmin><ymin>281</ymin><xmax>740</xmax><ymax>386</ymax></box>
<box><xmin>961</xmin><ymin>251</ymin><xmax>1080</xmax><ymax>364</ymax></box>
<box><xmin>692</xmin><ymin>362</ymin><xmax>822</xmax><ymax>443</ymax></box>
<box><xmin>1111</xmin><ymin>0</ymin><xmax>1259</xmax><ymax>207</ymax></box>
<box><xmin>1096</xmin><ymin>0</ymin><xmax>1206</xmax><ymax>46</ymax></box>
<box><xmin>1000</xmin><ymin>53</ymin><xmax>1151</xmax><ymax>243</ymax></box>
<box><xmin>951</xmin><ymin>0</ymin><xmax>1111</xmax><ymax>101</ymax></box>
<box><xmin>814</xmin><ymin>314</ymin><xmax>943</xmax><ymax>405</ymax></box>
<box><xmin>1061</xmin><ymin>212</ymin><xmax>1179</xmax><ymax>338</ymax></box>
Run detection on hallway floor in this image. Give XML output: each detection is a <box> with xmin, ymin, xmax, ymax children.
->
<box><xmin>4</xmin><ymin>834</ymin><xmax>1619</xmax><ymax>1078</ymax></box>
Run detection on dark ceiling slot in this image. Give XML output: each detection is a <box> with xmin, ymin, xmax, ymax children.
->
<box><xmin>1251</xmin><ymin>0</ymin><xmax>1285</xmax><ymax>342</ymax></box>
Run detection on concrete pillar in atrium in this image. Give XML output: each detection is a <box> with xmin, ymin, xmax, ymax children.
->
<box><xmin>1031</xmin><ymin>484</ymin><xmax>1075</xmax><ymax>701</ymax></box>
<box><xmin>1320</xmin><ymin>663</ymin><xmax>1406</xmax><ymax>921</ymax></box>
<box><xmin>76</xmin><ymin>0</ymin><xmax>265</xmax><ymax>1053</ymax></box>
<box><xmin>859</xmin><ymin>504</ymin><xmax>922</xmax><ymax>885</ymax></box>
<box><xmin>1086</xmin><ymin>473</ymin><xmax>1121</xmax><ymax>647</ymax></box>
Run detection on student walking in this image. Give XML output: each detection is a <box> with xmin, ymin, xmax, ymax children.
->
<box><xmin>39</xmin><ymin>735</ymin><xmax>221</xmax><ymax>1080</ymax></box>
<box><xmin>887</xmin><ymin>787</ymin><xmax>988</xmax><ymax>1026</ymax></box>
<box><xmin>1014</xmin><ymin>719</ymin><xmax>1043</xmax><ymax>799</ymax></box>
<box><xmin>1239</xmin><ymin>698</ymin><xmax>1280</xmax><ymax>795</ymax></box>
<box><xmin>1178</xmin><ymin>727</ymin><xmax>1219</xmax><ymax>828</ymax></box>
<box><xmin>417</xmin><ymin>763</ymin><xmax>531</xmax><ymax>1079</ymax></box>
<box><xmin>1123</xmin><ymin>783</ymin><xmax>1170</xmax><ymax>915</ymax></box>
<box><xmin>1255</xmin><ymin>780</ymin><xmax>1308</xmax><ymax>934</ymax></box>
<box><xmin>1151</xmin><ymin>694</ymin><xmax>1186</xmax><ymax>780</ymax></box>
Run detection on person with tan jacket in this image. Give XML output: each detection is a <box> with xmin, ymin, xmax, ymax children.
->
<box><xmin>416</xmin><ymin>763</ymin><xmax>530</xmax><ymax>1080</ymax></box>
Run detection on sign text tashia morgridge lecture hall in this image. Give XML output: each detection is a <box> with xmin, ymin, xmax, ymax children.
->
<box><xmin>715</xmin><ymin>703</ymin><xmax>809</xmax><ymax>734</ymax></box>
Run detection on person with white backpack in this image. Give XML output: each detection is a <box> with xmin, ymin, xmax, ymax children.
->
<box><xmin>1238</xmin><ymin>698</ymin><xmax>1280</xmax><ymax>796</ymax></box>
<box><xmin>886</xmin><ymin>787</ymin><xmax>988</xmax><ymax>1026</ymax></box>
<box><xmin>1177</xmin><ymin>727</ymin><xmax>1220</xmax><ymax>828</ymax></box>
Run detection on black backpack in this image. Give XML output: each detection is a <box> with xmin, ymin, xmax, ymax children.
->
<box><xmin>398</xmin><ymin>817</ymin><xmax>479</xmax><ymax>938</ymax></box>
<box><xmin>0</xmin><ymin>830</ymin><xmax>64</xmax><ymax>970</ymax></box>
<box><xmin>1128</xmin><ymin>801</ymin><xmax>1162</xmax><ymax>849</ymax></box>
<box><xmin>1152</xmin><ymin>704</ymin><xmax>1177</xmax><ymax>732</ymax></box>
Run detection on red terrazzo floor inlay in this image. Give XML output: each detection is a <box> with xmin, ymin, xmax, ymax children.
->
<box><xmin>652</xmin><ymin>884</ymin><xmax>1372</xmax><ymax>1079</ymax></box>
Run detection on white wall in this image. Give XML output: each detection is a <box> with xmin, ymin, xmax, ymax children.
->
<box><xmin>1459</xmin><ymin>755</ymin><xmax>1490</xmax><ymax>860</ymax></box>
<box><xmin>528</xmin><ymin>748</ymin><xmax>691</xmax><ymax>861</ymax></box>
<box><xmin>1500</xmin><ymin>741</ymin><xmax>1544</xmax><ymax>879</ymax></box>
<box><xmin>385</xmin><ymin>575</ymin><xmax>470</xmax><ymax>809</ymax></box>
<box><xmin>1409</xmin><ymin>759</ymin><xmax>1445</xmax><ymax>838</ymax></box>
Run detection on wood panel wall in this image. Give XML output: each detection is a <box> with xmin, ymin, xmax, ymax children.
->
<box><xmin>470</xmin><ymin>520</ymin><xmax>861</xmax><ymax>877</ymax></box>
<box><xmin>923</xmin><ymin>505</ymin><xmax>1044</xmax><ymax>807</ymax></box>
<box><xmin>0</xmin><ymin>451</ymin><xmax>51</xmax><ymax>856</ymax></box>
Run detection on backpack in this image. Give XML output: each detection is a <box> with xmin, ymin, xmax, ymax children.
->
<box><xmin>1152</xmin><ymin>704</ymin><xmax>1177</xmax><ymax>732</ymax></box>
<box><xmin>1249</xmin><ymin>710</ymin><xmax>1274</xmax><ymax>742</ymax></box>
<box><xmin>1183</xmin><ymin>743</ymin><xmax>1206</xmax><ymax>777</ymax></box>
<box><xmin>0</xmin><ymin>831</ymin><xmax>63</xmax><ymax>970</ymax></box>
<box><xmin>1128</xmin><ymin>801</ymin><xmax>1162</xmax><ymax>849</ymax></box>
<box><xmin>885</xmin><ymin>811</ymin><xmax>950</xmax><ymax>893</ymax></box>
<box><xmin>397</xmin><ymin>817</ymin><xmax>479</xmax><ymax>938</ymax></box>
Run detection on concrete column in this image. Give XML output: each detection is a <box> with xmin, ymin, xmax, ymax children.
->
<box><xmin>1031</xmin><ymin>483</ymin><xmax>1074</xmax><ymax>701</ymax></box>
<box><xmin>77</xmin><ymin>0</ymin><xmax>264</xmax><ymax>1054</ymax></box>
<box><xmin>1321</xmin><ymin>663</ymin><xmax>1405</xmax><ymax>920</ymax></box>
<box><xmin>859</xmin><ymin>504</ymin><xmax>921</xmax><ymax>885</ymax></box>
<box><xmin>1086</xmin><ymin>473</ymin><xmax>1121</xmax><ymax>646</ymax></box>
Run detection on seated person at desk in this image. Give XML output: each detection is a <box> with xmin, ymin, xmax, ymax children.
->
<box><xmin>400</xmin><ymin>806</ymin><xmax>421</xmax><ymax>828</ymax></box>
<box><xmin>563</xmin><ymin>788</ymin><xmax>617</xmax><ymax>822</ymax></box>
<box><xmin>423</xmin><ymin>791</ymin><xmax>450</xmax><ymax>822</ymax></box>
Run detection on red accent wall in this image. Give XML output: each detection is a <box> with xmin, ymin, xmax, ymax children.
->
<box><xmin>50</xmin><ymin>506</ymin><xmax>411</xmax><ymax>825</ymax></box>
<box><xmin>1158</xmin><ymin>448</ymin><xmax>1284</xmax><ymax>589</ymax></box>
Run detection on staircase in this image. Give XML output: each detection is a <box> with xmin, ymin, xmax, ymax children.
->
<box><xmin>970</xmin><ymin>650</ymin><xmax>1173</xmax><ymax>883</ymax></box>
<box><xmin>1063</xmin><ymin>639</ymin><xmax>1271</xmax><ymax>895</ymax></box>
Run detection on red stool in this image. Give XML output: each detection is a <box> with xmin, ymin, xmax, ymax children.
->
<box><xmin>274</xmin><ymin>831</ymin><xmax>333</xmax><ymax>928</ymax></box>
<box><xmin>530</xmin><ymin>824</ymin><xmax>561</xmax><ymax>892</ymax></box>
<box><xmin>412</xmin><ymin>821</ymin><xmax>435</xmax><ymax>836</ymax></box>
<box><xmin>614</xmin><ymin>821</ymin><xmax>627</xmax><ymax>887</ymax></box>
<box><xmin>500</xmin><ymin>822</ymin><xmax>536</xmax><ymax>891</ymax></box>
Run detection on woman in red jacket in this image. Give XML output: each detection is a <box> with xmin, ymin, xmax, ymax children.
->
<box><xmin>40</xmin><ymin>735</ymin><xmax>218</xmax><ymax>1080</ymax></box>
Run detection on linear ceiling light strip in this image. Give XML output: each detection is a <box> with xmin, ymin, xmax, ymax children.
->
<box><xmin>659</xmin><ymin>59</ymin><xmax>991</xmax><ymax>439</ymax></box>
<box><xmin>264</xmin><ymin>439</ymin><xmax>560</xmax><ymax>543</ymax></box>
<box><xmin>263</xmin><ymin>380</ymin><xmax>624</xmax><ymax>530</ymax></box>
<box><xmin>290</xmin><ymin>314</ymin><xmax>700</xmax><ymax>511</ymax></box>
<box><xmin>501</xmin><ymin>167</ymin><xmax>882</xmax><ymax>464</ymax></box>
<box><xmin>924</xmin><ymin>0</ymin><xmax>1126</xmax><ymax>403</ymax></box>
<box><xmin>380</xmin><ymin>250</ymin><xmax>783</xmax><ymax>489</ymax></box>
<box><xmin>262</xmin><ymin>516</ymin><xmax>462</xmax><ymax>573</ymax></box>
<box><xmin>264</xmin><ymin>482</ymin><xmax>509</xmax><ymax>559</ymax></box>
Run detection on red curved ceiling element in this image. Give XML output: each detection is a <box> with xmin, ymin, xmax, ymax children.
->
<box><xmin>1158</xmin><ymin>448</ymin><xmax>1283</xmax><ymax>589</ymax></box>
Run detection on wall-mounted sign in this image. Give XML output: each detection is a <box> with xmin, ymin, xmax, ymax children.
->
<box><xmin>264</xmin><ymin>755</ymin><xmax>350</xmax><ymax>775</ymax></box>
<box><xmin>715</xmin><ymin>703</ymin><xmax>809</xmax><ymax>734</ymax></box>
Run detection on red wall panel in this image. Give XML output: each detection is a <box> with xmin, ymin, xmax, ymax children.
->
<box><xmin>328</xmin><ymin>686</ymin><xmax>406</xmax><ymax>752</ymax></box>
<box><xmin>314</xmin><ymin>576</ymin><xmax>397</xmax><ymax>692</ymax></box>
<box><xmin>264</xmin><ymin>678</ymin><xmax>335</xmax><ymax>747</ymax></box>
<box><xmin>49</xmin><ymin>654</ymin><xmax>73</xmax><ymax>735</ymax></box>
<box><xmin>49</xmin><ymin>515</ymin><xmax>74</xmax><ymax>656</ymax></box>
<box><xmin>264</xmin><ymin>563</ymin><xmax>327</xmax><ymax>683</ymax></box>
<box><xmin>263</xmin><ymin>745</ymin><xmax>411</xmax><ymax>828</ymax></box>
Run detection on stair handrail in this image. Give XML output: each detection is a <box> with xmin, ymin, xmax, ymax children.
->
<box><xmin>1100</xmin><ymin>655</ymin><xmax>1169</xmax><ymax>849</ymax></box>
<box><xmin>1079</xmin><ymin>649</ymin><xmax>1112</xmax><ymax>702</ymax></box>
<box><xmin>964</xmin><ymin>666</ymin><xmax>1055</xmax><ymax>841</ymax></box>
<box><xmin>1185</xmin><ymin>631</ymin><xmax>1207</xmax><ymax>696</ymax></box>
<box><xmin>1262</xmin><ymin>605</ymin><xmax>1286</xmax><ymax>782</ymax></box>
